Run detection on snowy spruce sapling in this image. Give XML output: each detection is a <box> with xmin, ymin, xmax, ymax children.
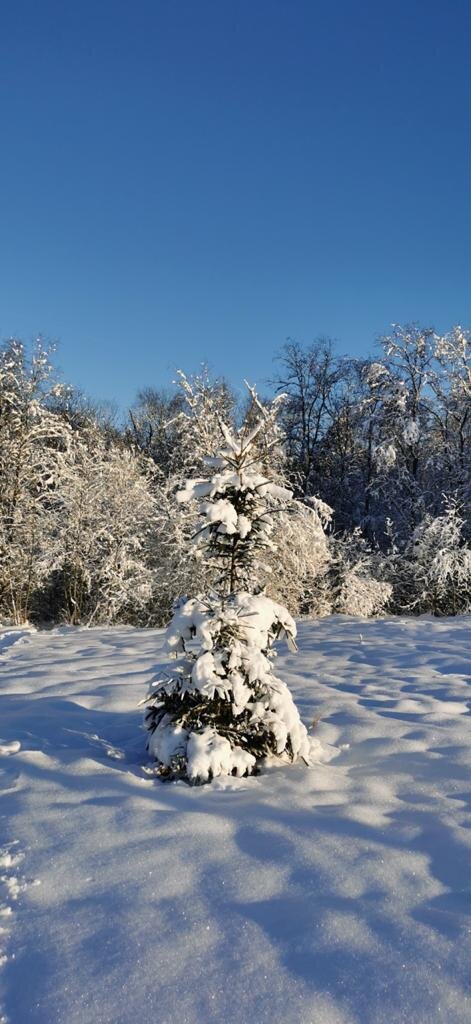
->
<box><xmin>143</xmin><ymin>386</ymin><xmax>312</xmax><ymax>783</ymax></box>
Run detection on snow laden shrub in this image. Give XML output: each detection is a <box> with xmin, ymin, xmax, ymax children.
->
<box><xmin>47</xmin><ymin>434</ymin><xmax>158</xmax><ymax>625</ymax></box>
<box><xmin>143</xmin><ymin>392</ymin><xmax>312</xmax><ymax>784</ymax></box>
<box><xmin>0</xmin><ymin>339</ymin><xmax>73</xmax><ymax>624</ymax></box>
<box><xmin>405</xmin><ymin>502</ymin><xmax>471</xmax><ymax>615</ymax></box>
<box><xmin>267</xmin><ymin>497</ymin><xmax>332</xmax><ymax>616</ymax></box>
<box><xmin>312</xmin><ymin>529</ymin><xmax>393</xmax><ymax>618</ymax></box>
<box><xmin>145</xmin><ymin>472</ymin><xmax>216</xmax><ymax>627</ymax></box>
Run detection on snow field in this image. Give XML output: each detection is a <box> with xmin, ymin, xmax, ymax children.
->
<box><xmin>0</xmin><ymin>618</ymin><xmax>470</xmax><ymax>1024</ymax></box>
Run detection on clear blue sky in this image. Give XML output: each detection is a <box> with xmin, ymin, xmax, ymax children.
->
<box><xmin>1</xmin><ymin>0</ymin><xmax>470</xmax><ymax>409</ymax></box>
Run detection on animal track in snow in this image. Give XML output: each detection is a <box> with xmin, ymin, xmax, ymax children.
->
<box><xmin>0</xmin><ymin>866</ymin><xmax>14</xmax><ymax>1024</ymax></box>
<box><xmin>0</xmin><ymin>839</ymin><xmax>38</xmax><ymax>1024</ymax></box>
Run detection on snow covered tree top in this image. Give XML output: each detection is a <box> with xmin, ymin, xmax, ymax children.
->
<box><xmin>175</xmin><ymin>386</ymin><xmax>293</xmax><ymax>595</ymax></box>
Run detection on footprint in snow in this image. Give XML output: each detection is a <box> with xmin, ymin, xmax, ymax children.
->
<box><xmin>0</xmin><ymin>840</ymin><xmax>40</xmax><ymax>1010</ymax></box>
<box><xmin>0</xmin><ymin>887</ymin><xmax>14</xmax><ymax>1022</ymax></box>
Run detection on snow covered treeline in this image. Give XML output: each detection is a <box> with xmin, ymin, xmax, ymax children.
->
<box><xmin>1</xmin><ymin>324</ymin><xmax>471</xmax><ymax>626</ymax></box>
<box><xmin>0</xmin><ymin>341</ymin><xmax>158</xmax><ymax>626</ymax></box>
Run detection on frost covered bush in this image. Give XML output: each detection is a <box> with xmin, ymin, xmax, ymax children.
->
<box><xmin>267</xmin><ymin>497</ymin><xmax>332</xmax><ymax>615</ymax></box>
<box><xmin>405</xmin><ymin>502</ymin><xmax>471</xmax><ymax>615</ymax></box>
<box><xmin>49</xmin><ymin>436</ymin><xmax>158</xmax><ymax>625</ymax></box>
<box><xmin>0</xmin><ymin>340</ymin><xmax>72</xmax><ymax>624</ymax></box>
<box><xmin>336</xmin><ymin>568</ymin><xmax>392</xmax><ymax>617</ymax></box>
<box><xmin>311</xmin><ymin>529</ymin><xmax>393</xmax><ymax>618</ymax></box>
<box><xmin>143</xmin><ymin>390</ymin><xmax>312</xmax><ymax>784</ymax></box>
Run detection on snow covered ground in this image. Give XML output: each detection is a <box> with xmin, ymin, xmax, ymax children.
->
<box><xmin>0</xmin><ymin>617</ymin><xmax>470</xmax><ymax>1024</ymax></box>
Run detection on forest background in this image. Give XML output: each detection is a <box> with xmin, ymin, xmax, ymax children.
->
<box><xmin>1</xmin><ymin>322</ymin><xmax>470</xmax><ymax>628</ymax></box>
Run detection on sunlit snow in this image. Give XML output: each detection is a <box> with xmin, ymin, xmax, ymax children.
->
<box><xmin>0</xmin><ymin>618</ymin><xmax>470</xmax><ymax>1024</ymax></box>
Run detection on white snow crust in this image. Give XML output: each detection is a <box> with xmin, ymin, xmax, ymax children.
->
<box><xmin>0</xmin><ymin>617</ymin><xmax>470</xmax><ymax>1023</ymax></box>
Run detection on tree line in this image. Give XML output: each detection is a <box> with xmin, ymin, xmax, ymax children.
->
<box><xmin>1</xmin><ymin>323</ymin><xmax>470</xmax><ymax>627</ymax></box>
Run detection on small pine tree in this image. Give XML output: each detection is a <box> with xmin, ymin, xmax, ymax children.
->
<box><xmin>143</xmin><ymin>388</ymin><xmax>312</xmax><ymax>783</ymax></box>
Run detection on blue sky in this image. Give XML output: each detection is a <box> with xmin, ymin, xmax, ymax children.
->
<box><xmin>1</xmin><ymin>0</ymin><xmax>470</xmax><ymax>409</ymax></box>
